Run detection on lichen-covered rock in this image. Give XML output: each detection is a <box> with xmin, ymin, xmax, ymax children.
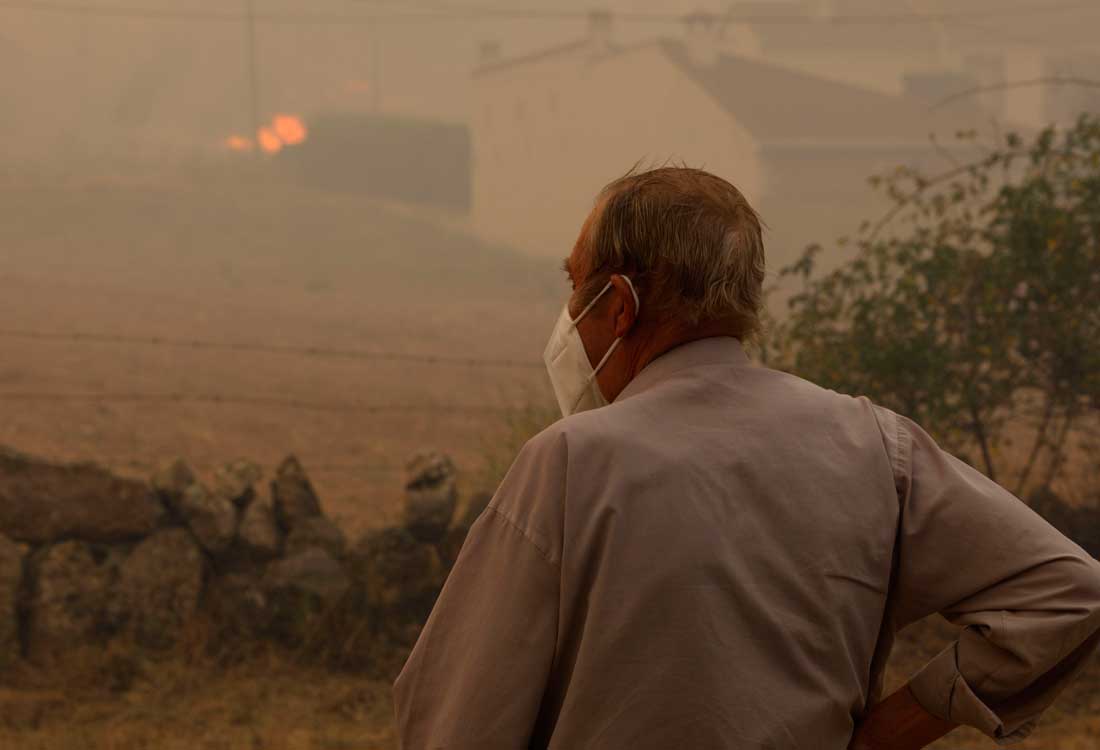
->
<box><xmin>284</xmin><ymin>516</ymin><xmax>346</xmax><ymax>560</ymax></box>
<box><xmin>202</xmin><ymin>571</ymin><xmax>269</xmax><ymax>642</ymax></box>
<box><xmin>438</xmin><ymin>525</ymin><xmax>466</xmax><ymax>571</ymax></box>
<box><xmin>405</xmin><ymin>452</ymin><xmax>456</xmax><ymax>487</ymax></box>
<box><xmin>348</xmin><ymin>526</ymin><xmax>444</xmax><ymax>645</ymax></box>
<box><xmin>26</xmin><ymin>541</ymin><xmax>122</xmax><ymax>660</ymax></box>
<box><xmin>177</xmin><ymin>483</ymin><xmax>237</xmax><ymax>556</ymax></box>
<box><xmin>458</xmin><ymin>490</ymin><xmax>492</xmax><ymax>529</ymax></box>
<box><xmin>150</xmin><ymin>457</ymin><xmax>196</xmax><ymax>508</ymax></box>
<box><xmin>0</xmin><ymin>533</ymin><xmax>23</xmax><ymax>663</ymax></box>
<box><xmin>437</xmin><ymin>491</ymin><xmax>492</xmax><ymax>570</ymax></box>
<box><xmin>236</xmin><ymin>488</ymin><xmax>281</xmax><ymax>562</ymax></box>
<box><xmin>264</xmin><ymin>548</ymin><xmax>349</xmax><ymax>604</ymax></box>
<box><xmin>262</xmin><ymin>548</ymin><xmax>350</xmax><ymax>645</ymax></box>
<box><xmin>402</xmin><ymin>452</ymin><xmax>457</xmax><ymax>544</ymax></box>
<box><xmin>213</xmin><ymin>459</ymin><xmax>262</xmax><ymax>508</ymax></box>
<box><xmin>115</xmin><ymin>528</ymin><xmax>204</xmax><ymax>649</ymax></box>
<box><xmin>0</xmin><ymin>447</ymin><xmax>164</xmax><ymax>544</ymax></box>
<box><xmin>271</xmin><ymin>456</ymin><xmax>322</xmax><ymax>532</ymax></box>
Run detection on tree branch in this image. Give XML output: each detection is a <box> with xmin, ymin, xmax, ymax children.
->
<box><xmin>1014</xmin><ymin>392</ymin><xmax>1056</xmax><ymax>496</ymax></box>
<box><xmin>1039</xmin><ymin>407</ymin><xmax>1078</xmax><ymax>491</ymax></box>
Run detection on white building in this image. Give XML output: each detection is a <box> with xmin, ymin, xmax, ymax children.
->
<box><xmin>470</xmin><ymin>24</ymin><xmax>986</xmax><ymax>291</ymax></box>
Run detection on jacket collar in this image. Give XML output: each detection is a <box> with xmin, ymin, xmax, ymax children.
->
<box><xmin>614</xmin><ymin>336</ymin><xmax>752</xmax><ymax>403</ymax></box>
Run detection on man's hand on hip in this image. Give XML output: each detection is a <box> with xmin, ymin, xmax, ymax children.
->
<box><xmin>848</xmin><ymin>683</ymin><xmax>959</xmax><ymax>750</ymax></box>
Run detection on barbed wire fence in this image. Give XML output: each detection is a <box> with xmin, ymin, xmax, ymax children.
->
<box><xmin>0</xmin><ymin>328</ymin><xmax>545</xmax><ymax>369</ymax></box>
<box><xmin>0</xmin><ymin>326</ymin><xmax>549</xmax><ymax>477</ymax></box>
<box><xmin>93</xmin><ymin>455</ymin><xmax>405</xmax><ymax>476</ymax></box>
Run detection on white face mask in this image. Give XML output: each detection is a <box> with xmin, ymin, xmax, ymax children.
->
<box><xmin>543</xmin><ymin>275</ymin><xmax>640</xmax><ymax>417</ymax></box>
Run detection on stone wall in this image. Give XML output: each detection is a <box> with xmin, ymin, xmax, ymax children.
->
<box><xmin>0</xmin><ymin>445</ymin><xmax>489</xmax><ymax>671</ymax></box>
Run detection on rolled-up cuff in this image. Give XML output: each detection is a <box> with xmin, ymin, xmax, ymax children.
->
<box><xmin>907</xmin><ymin>639</ymin><xmax>1040</xmax><ymax>746</ymax></box>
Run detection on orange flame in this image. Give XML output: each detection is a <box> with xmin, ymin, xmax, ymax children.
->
<box><xmin>224</xmin><ymin>135</ymin><xmax>254</xmax><ymax>151</ymax></box>
<box><xmin>272</xmin><ymin>114</ymin><xmax>307</xmax><ymax>145</ymax></box>
<box><xmin>225</xmin><ymin>115</ymin><xmax>306</xmax><ymax>154</ymax></box>
<box><xmin>257</xmin><ymin>127</ymin><xmax>283</xmax><ymax>154</ymax></box>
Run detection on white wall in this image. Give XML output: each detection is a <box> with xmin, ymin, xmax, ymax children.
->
<box><xmin>471</xmin><ymin>43</ymin><xmax>762</xmax><ymax>259</ymax></box>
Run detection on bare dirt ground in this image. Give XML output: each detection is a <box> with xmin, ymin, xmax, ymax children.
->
<box><xmin>0</xmin><ymin>173</ymin><xmax>563</xmax><ymax>538</ymax></box>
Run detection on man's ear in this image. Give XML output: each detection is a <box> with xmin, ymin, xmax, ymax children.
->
<box><xmin>609</xmin><ymin>274</ymin><xmax>637</xmax><ymax>338</ymax></box>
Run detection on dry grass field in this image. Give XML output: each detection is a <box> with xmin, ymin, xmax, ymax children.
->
<box><xmin>1</xmin><ymin>171</ymin><xmax>1096</xmax><ymax>748</ymax></box>
<box><xmin>0</xmin><ymin>171</ymin><xmax>562</xmax><ymax>537</ymax></box>
<box><xmin>0</xmin><ymin>616</ymin><xmax>1096</xmax><ymax>750</ymax></box>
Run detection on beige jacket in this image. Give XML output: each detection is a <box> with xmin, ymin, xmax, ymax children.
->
<box><xmin>393</xmin><ymin>336</ymin><xmax>1100</xmax><ymax>749</ymax></box>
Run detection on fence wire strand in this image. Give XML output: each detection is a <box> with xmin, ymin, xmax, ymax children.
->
<box><xmin>0</xmin><ymin>390</ymin><xmax>517</xmax><ymax>415</ymax></box>
<box><xmin>0</xmin><ymin>328</ymin><xmax>545</xmax><ymax>370</ymax></box>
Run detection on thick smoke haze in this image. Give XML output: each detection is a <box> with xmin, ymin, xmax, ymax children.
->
<box><xmin>2</xmin><ymin>0</ymin><xmax>1097</xmax><ymax>532</ymax></box>
<box><xmin>2</xmin><ymin>0</ymin><xmax>1098</xmax><ymax>531</ymax></box>
<box><xmin>2</xmin><ymin>3</ymin><xmax>1099</xmax><ymax>748</ymax></box>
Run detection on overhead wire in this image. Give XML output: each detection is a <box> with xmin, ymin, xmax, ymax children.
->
<box><xmin>381</xmin><ymin>0</ymin><xmax>1100</xmax><ymax>23</ymax></box>
<box><xmin>0</xmin><ymin>0</ymin><xmax>1096</xmax><ymax>25</ymax></box>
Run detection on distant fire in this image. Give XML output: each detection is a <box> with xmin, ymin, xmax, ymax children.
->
<box><xmin>257</xmin><ymin>127</ymin><xmax>283</xmax><ymax>154</ymax></box>
<box><xmin>272</xmin><ymin>114</ymin><xmax>307</xmax><ymax>145</ymax></box>
<box><xmin>224</xmin><ymin>135</ymin><xmax>254</xmax><ymax>152</ymax></box>
<box><xmin>224</xmin><ymin>113</ymin><xmax>307</xmax><ymax>155</ymax></box>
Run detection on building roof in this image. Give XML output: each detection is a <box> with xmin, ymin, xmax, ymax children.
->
<box><xmin>476</xmin><ymin>35</ymin><xmax>982</xmax><ymax>146</ymax></box>
<box><xmin>659</xmin><ymin>40</ymin><xmax>977</xmax><ymax>146</ymax></box>
<box><xmin>472</xmin><ymin>38</ymin><xmax>592</xmax><ymax>78</ymax></box>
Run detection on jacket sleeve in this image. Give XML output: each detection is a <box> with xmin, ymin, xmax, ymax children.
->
<box><xmin>875</xmin><ymin>406</ymin><xmax>1100</xmax><ymax>745</ymax></box>
<box><xmin>392</xmin><ymin>436</ymin><xmax>562</xmax><ymax>750</ymax></box>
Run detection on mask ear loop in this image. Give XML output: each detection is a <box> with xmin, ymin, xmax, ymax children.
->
<box><xmin>573</xmin><ymin>275</ymin><xmax>640</xmax><ymax>326</ymax></box>
<box><xmin>590</xmin><ymin>337</ymin><xmax>622</xmax><ymax>378</ymax></box>
<box><xmin>570</xmin><ymin>279</ymin><xmax>614</xmax><ymax>327</ymax></box>
<box><xmin>621</xmin><ymin>275</ymin><xmax>641</xmax><ymax>316</ymax></box>
<box><xmin>588</xmin><ymin>274</ymin><xmax>641</xmax><ymax>380</ymax></box>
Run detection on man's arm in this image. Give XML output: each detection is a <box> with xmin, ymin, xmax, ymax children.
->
<box><xmin>392</xmin><ymin>433</ymin><xmax>564</xmax><ymax>750</ymax></box>
<box><xmin>867</xmin><ymin>406</ymin><xmax>1100</xmax><ymax>748</ymax></box>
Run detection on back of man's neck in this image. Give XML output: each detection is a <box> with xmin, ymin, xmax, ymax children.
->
<box><xmin>630</xmin><ymin>321</ymin><xmax>742</xmax><ymax>381</ymax></box>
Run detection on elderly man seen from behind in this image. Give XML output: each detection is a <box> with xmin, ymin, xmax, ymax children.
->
<box><xmin>392</xmin><ymin>166</ymin><xmax>1100</xmax><ymax>750</ymax></box>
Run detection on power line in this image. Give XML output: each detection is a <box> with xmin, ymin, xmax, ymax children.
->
<box><xmin>0</xmin><ymin>328</ymin><xmax>545</xmax><ymax>370</ymax></box>
<box><xmin>1</xmin><ymin>0</ymin><xmax>1095</xmax><ymax>25</ymax></box>
<box><xmin>369</xmin><ymin>0</ymin><xmax>1100</xmax><ymax>24</ymax></box>
<box><xmin>0</xmin><ymin>390</ymin><xmax>516</xmax><ymax>414</ymax></box>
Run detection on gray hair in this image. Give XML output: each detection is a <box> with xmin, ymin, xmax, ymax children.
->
<box><xmin>577</xmin><ymin>165</ymin><xmax>766</xmax><ymax>342</ymax></box>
